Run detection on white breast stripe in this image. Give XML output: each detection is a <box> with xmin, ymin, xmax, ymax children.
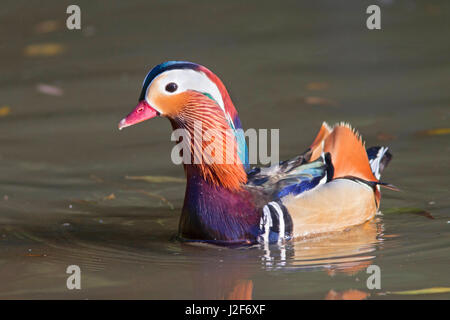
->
<box><xmin>269</xmin><ymin>202</ymin><xmax>285</xmax><ymax>243</ymax></box>
<box><xmin>259</xmin><ymin>205</ymin><xmax>272</xmax><ymax>243</ymax></box>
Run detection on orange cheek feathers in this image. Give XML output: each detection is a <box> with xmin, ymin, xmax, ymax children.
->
<box><xmin>148</xmin><ymin>89</ymin><xmax>191</xmax><ymax>118</ymax></box>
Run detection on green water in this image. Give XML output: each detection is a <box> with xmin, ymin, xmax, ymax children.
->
<box><xmin>0</xmin><ymin>0</ymin><xmax>449</xmax><ymax>299</ymax></box>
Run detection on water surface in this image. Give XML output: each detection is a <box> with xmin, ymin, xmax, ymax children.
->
<box><xmin>0</xmin><ymin>0</ymin><xmax>449</xmax><ymax>299</ymax></box>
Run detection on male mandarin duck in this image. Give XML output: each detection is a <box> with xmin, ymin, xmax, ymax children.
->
<box><xmin>118</xmin><ymin>61</ymin><xmax>393</xmax><ymax>246</ymax></box>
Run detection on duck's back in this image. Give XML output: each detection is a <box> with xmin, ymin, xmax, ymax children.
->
<box><xmin>246</xmin><ymin>122</ymin><xmax>392</xmax><ymax>243</ymax></box>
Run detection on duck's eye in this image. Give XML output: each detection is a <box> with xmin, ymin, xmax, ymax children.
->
<box><xmin>165</xmin><ymin>82</ymin><xmax>178</xmax><ymax>93</ymax></box>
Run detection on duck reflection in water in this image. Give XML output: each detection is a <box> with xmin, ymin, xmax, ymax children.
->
<box><xmin>185</xmin><ymin>218</ymin><xmax>382</xmax><ymax>299</ymax></box>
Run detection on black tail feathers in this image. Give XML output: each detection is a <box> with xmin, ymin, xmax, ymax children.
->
<box><xmin>366</xmin><ymin>146</ymin><xmax>393</xmax><ymax>180</ymax></box>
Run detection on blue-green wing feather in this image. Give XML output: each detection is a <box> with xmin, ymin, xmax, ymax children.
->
<box><xmin>246</xmin><ymin>153</ymin><xmax>329</xmax><ymax>200</ymax></box>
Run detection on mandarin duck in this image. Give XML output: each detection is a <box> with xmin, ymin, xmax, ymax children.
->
<box><xmin>118</xmin><ymin>61</ymin><xmax>393</xmax><ymax>245</ymax></box>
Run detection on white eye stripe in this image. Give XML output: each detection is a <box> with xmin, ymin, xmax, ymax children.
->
<box><xmin>146</xmin><ymin>69</ymin><xmax>225</xmax><ymax>111</ymax></box>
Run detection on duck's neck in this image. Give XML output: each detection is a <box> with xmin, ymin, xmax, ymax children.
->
<box><xmin>178</xmin><ymin>165</ymin><xmax>260</xmax><ymax>244</ymax></box>
<box><xmin>169</xmin><ymin>93</ymin><xmax>258</xmax><ymax>242</ymax></box>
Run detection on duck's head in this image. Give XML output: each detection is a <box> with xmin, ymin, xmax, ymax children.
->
<box><xmin>118</xmin><ymin>61</ymin><xmax>248</xmax><ymax>190</ymax></box>
<box><xmin>119</xmin><ymin>61</ymin><xmax>234</xmax><ymax>126</ymax></box>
